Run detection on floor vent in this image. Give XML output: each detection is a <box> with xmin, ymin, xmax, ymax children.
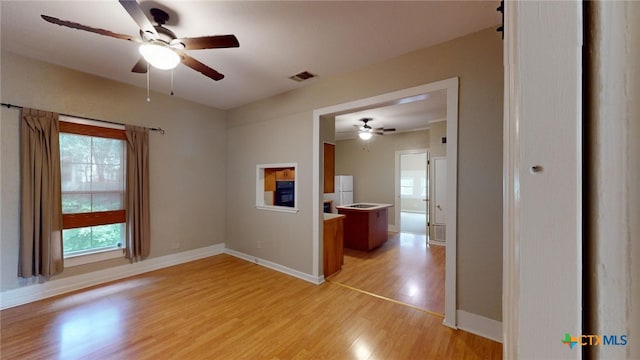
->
<box><xmin>433</xmin><ymin>224</ymin><xmax>446</xmax><ymax>242</ymax></box>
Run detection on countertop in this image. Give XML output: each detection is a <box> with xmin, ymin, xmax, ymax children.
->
<box><xmin>335</xmin><ymin>203</ymin><xmax>393</xmax><ymax>211</ymax></box>
<box><xmin>324</xmin><ymin>213</ymin><xmax>346</xmax><ymax>221</ymax></box>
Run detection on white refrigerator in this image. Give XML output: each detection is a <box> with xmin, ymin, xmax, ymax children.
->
<box><xmin>334</xmin><ymin>175</ymin><xmax>353</xmax><ymax>206</ymax></box>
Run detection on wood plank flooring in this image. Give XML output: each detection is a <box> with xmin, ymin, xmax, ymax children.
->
<box><xmin>329</xmin><ymin>232</ymin><xmax>445</xmax><ymax>315</ymax></box>
<box><xmin>1</xmin><ymin>254</ymin><xmax>501</xmax><ymax>359</ymax></box>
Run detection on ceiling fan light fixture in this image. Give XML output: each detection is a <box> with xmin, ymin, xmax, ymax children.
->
<box><xmin>139</xmin><ymin>43</ymin><xmax>181</xmax><ymax>70</ymax></box>
<box><xmin>359</xmin><ymin>131</ymin><xmax>373</xmax><ymax>140</ymax></box>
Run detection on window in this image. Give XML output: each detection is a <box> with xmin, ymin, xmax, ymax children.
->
<box><xmin>400</xmin><ymin>178</ymin><xmax>414</xmax><ymax>196</ymax></box>
<box><xmin>256</xmin><ymin>163</ymin><xmax>298</xmax><ymax>213</ymax></box>
<box><xmin>59</xmin><ymin>119</ymin><xmax>126</xmax><ymax>260</ymax></box>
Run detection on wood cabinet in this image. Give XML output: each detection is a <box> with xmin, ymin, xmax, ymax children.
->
<box><xmin>264</xmin><ymin>168</ymin><xmax>276</xmax><ymax>191</ymax></box>
<box><xmin>264</xmin><ymin>167</ymin><xmax>295</xmax><ymax>192</ymax></box>
<box><xmin>276</xmin><ymin>168</ymin><xmax>295</xmax><ymax>181</ymax></box>
<box><xmin>338</xmin><ymin>207</ymin><xmax>389</xmax><ymax>251</ymax></box>
<box><xmin>323</xmin><ymin>214</ymin><xmax>345</xmax><ymax>277</ymax></box>
<box><xmin>323</xmin><ymin>143</ymin><xmax>335</xmax><ymax>193</ymax></box>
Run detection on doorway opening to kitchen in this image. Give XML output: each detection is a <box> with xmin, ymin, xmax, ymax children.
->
<box><xmin>313</xmin><ymin>77</ymin><xmax>458</xmax><ymax>326</ymax></box>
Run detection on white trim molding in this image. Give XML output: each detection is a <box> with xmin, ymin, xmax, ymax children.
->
<box><xmin>457</xmin><ymin>310</ymin><xmax>503</xmax><ymax>344</ymax></box>
<box><xmin>502</xmin><ymin>0</ymin><xmax>522</xmax><ymax>357</ymax></box>
<box><xmin>0</xmin><ymin>244</ymin><xmax>226</xmax><ymax>310</ymax></box>
<box><xmin>225</xmin><ymin>248</ymin><xmax>324</xmax><ymax>285</ymax></box>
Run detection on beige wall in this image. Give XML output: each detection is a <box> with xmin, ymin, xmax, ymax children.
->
<box><xmin>0</xmin><ymin>51</ymin><xmax>227</xmax><ymax>291</ymax></box>
<box><xmin>335</xmin><ymin>130</ymin><xmax>430</xmax><ymax>226</ymax></box>
<box><xmin>226</xmin><ymin>27</ymin><xmax>503</xmax><ymax>321</ymax></box>
<box><xmin>226</xmin><ymin>111</ymin><xmax>314</xmax><ymax>273</ymax></box>
<box><xmin>429</xmin><ymin>120</ymin><xmax>447</xmax><ymax>157</ymax></box>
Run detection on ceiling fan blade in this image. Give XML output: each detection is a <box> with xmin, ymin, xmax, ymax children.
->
<box><xmin>178</xmin><ymin>52</ymin><xmax>224</xmax><ymax>81</ymax></box>
<box><xmin>131</xmin><ymin>57</ymin><xmax>148</xmax><ymax>73</ymax></box>
<box><xmin>118</xmin><ymin>0</ymin><xmax>157</xmax><ymax>37</ymax></box>
<box><xmin>174</xmin><ymin>35</ymin><xmax>240</xmax><ymax>50</ymax></box>
<box><xmin>41</xmin><ymin>15</ymin><xmax>140</xmax><ymax>42</ymax></box>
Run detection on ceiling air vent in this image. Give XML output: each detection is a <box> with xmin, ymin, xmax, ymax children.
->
<box><xmin>289</xmin><ymin>71</ymin><xmax>317</xmax><ymax>82</ymax></box>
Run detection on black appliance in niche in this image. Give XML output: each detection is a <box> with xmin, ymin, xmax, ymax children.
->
<box><xmin>275</xmin><ymin>181</ymin><xmax>295</xmax><ymax>207</ymax></box>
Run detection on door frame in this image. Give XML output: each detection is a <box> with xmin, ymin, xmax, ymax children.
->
<box><xmin>312</xmin><ymin>77</ymin><xmax>459</xmax><ymax>328</ymax></box>
<box><xmin>502</xmin><ymin>1</ymin><xmax>582</xmax><ymax>357</ymax></box>
<box><xmin>394</xmin><ymin>149</ymin><xmax>429</xmax><ymax>236</ymax></box>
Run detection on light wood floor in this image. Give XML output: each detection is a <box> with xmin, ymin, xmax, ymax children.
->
<box><xmin>1</xmin><ymin>254</ymin><xmax>501</xmax><ymax>359</ymax></box>
<box><xmin>329</xmin><ymin>232</ymin><xmax>445</xmax><ymax>315</ymax></box>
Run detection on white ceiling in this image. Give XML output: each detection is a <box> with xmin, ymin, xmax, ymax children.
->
<box><xmin>334</xmin><ymin>89</ymin><xmax>447</xmax><ymax>140</ymax></box>
<box><xmin>1</xmin><ymin>1</ymin><xmax>500</xmax><ymax>111</ymax></box>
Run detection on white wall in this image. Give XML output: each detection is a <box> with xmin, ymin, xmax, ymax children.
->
<box><xmin>1</xmin><ymin>51</ymin><xmax>227</xmax><ymax>291</ymax></box>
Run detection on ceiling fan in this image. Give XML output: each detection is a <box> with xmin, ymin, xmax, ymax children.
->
<box><xmin>354</xmin><ymin>118</ymin><xmax>396</xmax><ymax>140</ymax></box>
<box><xmin>41</xmin><ymin>0</ymin><xmax>239</xmax><ymax>81</ymax></box>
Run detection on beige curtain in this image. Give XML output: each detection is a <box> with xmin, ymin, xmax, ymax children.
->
<box><xmin>125</xmin><ymin>125</ymin><xmax>150</xmax><ymax>261</ymax></box>
<box><xmin>19</xmin><ymin>108</ymin><xmax>64</xmax><ymax>278</ymax></box>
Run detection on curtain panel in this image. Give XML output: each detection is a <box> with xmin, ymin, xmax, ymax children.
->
<box><xmin>19</xmin><ymin>108</ymin><xmax>64</xmax><ymax>278</ymax></box>
<box><xmin>125</xmin><ymin>125</ymin><xmax>150</xmax><ymax>261</ymax></box>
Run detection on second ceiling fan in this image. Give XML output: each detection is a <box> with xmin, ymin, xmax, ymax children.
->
<box><xmin>355</xmin><ymin>118</ymin><xmax>396</xmax><ymax>140</ymax></box>
<box><xmin>41</xmin><ymin>0</ymin><xmax>239</xmax><ymax>81</ymax></box>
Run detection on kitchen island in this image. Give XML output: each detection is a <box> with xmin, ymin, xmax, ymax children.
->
<box><xmin>336</xmin><ymin>203</ymin><xmax>393</xmax><ymax>251</ymax></box>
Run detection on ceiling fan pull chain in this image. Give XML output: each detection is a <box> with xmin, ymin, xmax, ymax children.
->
<box><xmin>146</xmin><ymin>62</ymin><xmax>151</xmax><ymax>102</ymax></box>
<box><xmin>171</xmin><ymin>69</ymin><xmax>174</xmax><ymax>96</ymax></box>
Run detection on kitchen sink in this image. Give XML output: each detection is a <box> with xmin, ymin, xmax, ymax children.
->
<box><xmin>345</xmin><ymin>204</ymin><xmax>378</xmax><ymax>208</ymax></box>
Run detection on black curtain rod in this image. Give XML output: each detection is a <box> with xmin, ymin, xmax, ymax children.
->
<box><xmin>1</xmin><ymin>102</ymin><xmax>165</xmax><ymax>135</ymax></box>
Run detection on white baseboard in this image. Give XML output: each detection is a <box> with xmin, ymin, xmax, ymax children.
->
<box><xmin>388</xmin><ymin>225</ymin><xmax>398</xmax><ymax>232</ymax></box>
<box><xmin>0</xmin><ymin>243</ymin><xmax>225</xmax><ymax>310</ymax></box>
<box><xmin>429</xmin><ymin>239</ymin><xmax>446</xmax><ymax>246</ymax></box>
<box><xmin>456</xmin><ymin>310</ymin><xmax>503</xmax><ymax>343</ymax></box>
<box><xmin>224</xmin><ymin>248</ymin><xmax>324</xmax><ymax>285</ymax></box>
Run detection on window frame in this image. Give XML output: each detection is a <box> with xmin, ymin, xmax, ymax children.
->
<box><xmin>59</xmin><ymin>118</ymin><xmax>127</xmax><ymax>261</ymax></box>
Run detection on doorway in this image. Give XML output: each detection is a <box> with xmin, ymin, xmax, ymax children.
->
<box><xmin>312</xmin><ymin>78</ymin><xmax>459</xmax><ymax>327</ymax></box>
<box><xmin>396</xmin><ymin>150</ymin><xmax>429</xmax><ymax>237</ymax></box>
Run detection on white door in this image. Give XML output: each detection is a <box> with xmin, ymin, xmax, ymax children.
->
<box><xmin>433</xmin><ymin>158</ymin><xmax>447</xmax><ymax>224</ymax></box>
